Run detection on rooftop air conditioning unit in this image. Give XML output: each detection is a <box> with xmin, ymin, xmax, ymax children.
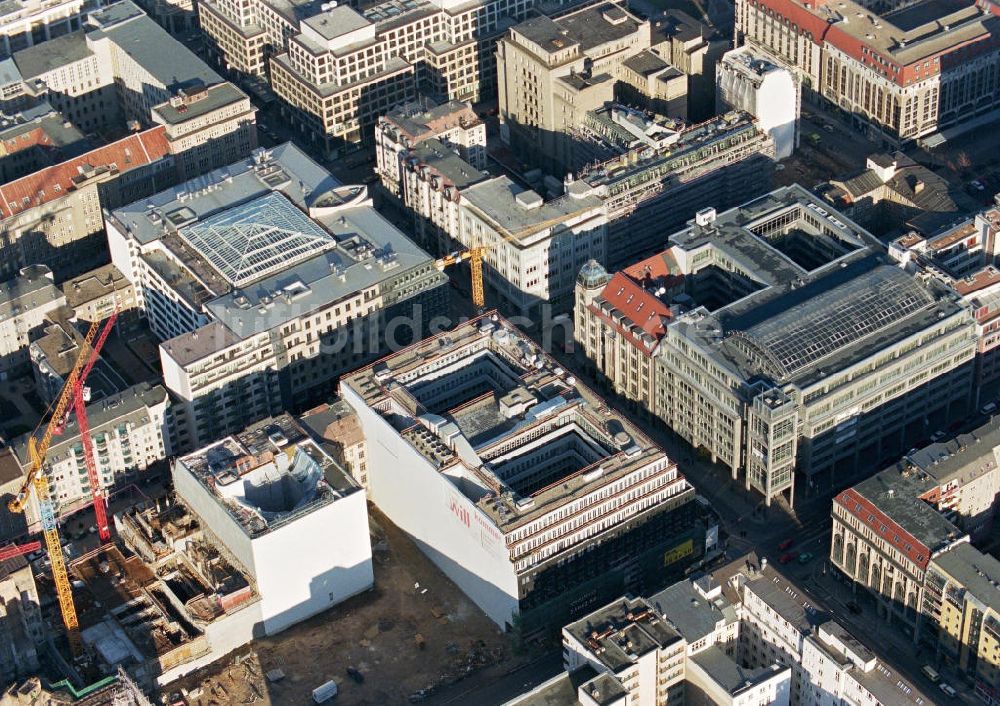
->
<box><xmin>695</xmin><ymin>207</ymin><xmax>717</xmax><ymax>226</ymax></box>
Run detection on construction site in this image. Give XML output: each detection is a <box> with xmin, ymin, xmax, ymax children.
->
<box><xmin>163</xmin><ymin>508</ymin><xmax>522</xmax><ymax>705</ymax></box>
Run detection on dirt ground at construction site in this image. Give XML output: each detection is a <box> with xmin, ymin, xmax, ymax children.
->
<box><xmin>162</xmin><ymin>507</ymin><xmax>524</xmax><ymax>706</ymax></box>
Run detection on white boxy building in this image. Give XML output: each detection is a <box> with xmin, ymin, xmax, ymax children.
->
<box><xmin>716</xmin><ymin>46</ymin><xmax>798</xmax><ymax>159</ymax></box>
<box><xmin>171</xmin><ymin>413</ymin><xmax>373</xmax><ymax>636</ymax></box>
<box><xmin>341</xmin><ymin>314</ymin><xmax>711</xmax><ymax>637</ymax></box>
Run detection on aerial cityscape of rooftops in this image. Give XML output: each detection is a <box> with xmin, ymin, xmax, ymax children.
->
<box><xmin>0</xmin><ymin>0</ymin><xmax>998</xmax><ymax>701</ymax></box>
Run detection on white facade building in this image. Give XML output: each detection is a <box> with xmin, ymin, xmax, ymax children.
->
<box><xmin>457</xmin><ymin>177</ymin><xmax>606</xmax><ymax>314</ymax></box>
<box><xmin>716</xmin><ymin>46</ymin><xmax>798</xmax><ymax>160</ymax></box>
<box><xmin>562</xmin><ymin>596</ymin><xmax>688</xmax><ymax>706</ymax></box>
<box><xmin>731</xmin><ymin>558</ymin><xmax>933</xmax><ymax>706</ymax></box>
<box><xmin>341</xmin><ymin>314</ymin><xmax>708</xmax><ymax>637</ymax></box>
<box><xmin>171</xmin><ymin>413</ymin><xmax>373</xmax><ymax>636</ymax></box>
<box><xmin>10</xmin><ymin>0</ymin><xmax>236</xmax><ymax>133</ymax></box>
<box><xmin>686</xmin><ymin>647</ymin><xmax>790</xmax><ymax>706</ymax></box>
<box><xmin>0</xmin><ymin>0</ymin><xmax>96</xmax><ymax>56</ymax></box>
<box><xmin>515</xmin><ymin>555</ymin><xmax>934</xmax><ymax>706</ymax></box>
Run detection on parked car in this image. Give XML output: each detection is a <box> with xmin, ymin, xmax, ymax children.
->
<box><xmin>346</xmin><ymin>667</ymin><xmax>364</xmax><ymax>684</ymax></box>
<box><xmin>778</xmin><ymin>538</ymin><xmax>795</xmax><ymax>551</ymax></box>
<box><xmin>922</xmin><ymin>665</ymin><xmax>940</xmax><ymax>683</ymax></box>
<box><xmin>931</xmin><ymin>430</ymin><xmax>946</xmax><ymax>442</ymax></box>
<box><xmin>797</xmin><ymin>552</ymin><xmax>814</xmax><ymax>564</ymax></box>
<box><xmin>981</xmin><ymin>402</ymin><xmax>997</xmax><ymax>415</ymax></box>
<box><xmin>779</xmin><ymin>552</ymin><xmax>796</xmax><ymax>564</ymax></box>
<box><xmin>939</xmin><ymin>683</ymin><xmax>957</xmax><ymax>698</ymax></box>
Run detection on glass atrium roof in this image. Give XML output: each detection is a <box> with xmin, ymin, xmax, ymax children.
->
<box><xmin>180</xmin><ymin>191</ymin><xmax>336</xmax><ymax>288</ymax></box>
<box><xmin>743</xmin><ymin>266</ymin><xmax>933</xmax><ymax>376</ymax></box>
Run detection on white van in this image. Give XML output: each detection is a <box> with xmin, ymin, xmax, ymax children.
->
<box><xmin>921</xmin><ymin>665</ymin><xmax>940</xmax><ymax>683</ymax></box>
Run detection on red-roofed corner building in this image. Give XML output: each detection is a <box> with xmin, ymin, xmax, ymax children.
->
<box><xmin>736</xmin><ymin>0</ymin><xmax>1000</xmax><ymax>144</ymax></box>
<box><xmin>574</xmin><ymin>255</ymin><xmax>682</xmax><ymax>412</ymax></box>
<box><xmin>0</xmin><ymin>126</ymin><xmax>175</xmax><ymax>282</ymax></box>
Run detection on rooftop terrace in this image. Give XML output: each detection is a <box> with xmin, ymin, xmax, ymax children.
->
<box><xmin>564</xmin><ymin>596</ymin><xmax>682</xmax><ymax>673</ymax></box>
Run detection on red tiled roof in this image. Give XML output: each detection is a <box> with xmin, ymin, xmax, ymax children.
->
<box><xmin>1</xmin><ymin>127</ymin><xmax>52</xmax><ymax>156</ymax></box>
<box><xmin>748</xmin><ymin>0</ymin><xmax>998</xmax><ymax>85</ymax></box>
<box><xmin>836</xmin><ymin>488</ymin><xmax>930</xmax><ymax>568</ymax></box>
<box><xmin>623</xmin><ymin>248</ymin><xmax>681</xmax><ymax>282</ymax></box>
<box><xmin>589</xmin><ymin>272</ymin><xmax>671</xmax><ymax>353</ymax></box>
<box><xmin>0</xmin><ymin>126</ymin><xmax>171</xmax><ymax>219</ymax></box>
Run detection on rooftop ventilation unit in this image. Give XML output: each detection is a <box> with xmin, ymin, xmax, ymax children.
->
<box><xmin>695</xmin><ymin>207</ymin><xmax>717</xmax><ymax>226</ymax></box>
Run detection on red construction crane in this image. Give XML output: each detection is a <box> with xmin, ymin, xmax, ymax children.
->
<box><xmin>72</xmin><ymin>311</ymin><xmax>119</xmax><ymax>542</ymax></box>
<box><xmin>0</xmin><ymin>541</ymin><xmax>42</xmax><ymax>563</ymax></box>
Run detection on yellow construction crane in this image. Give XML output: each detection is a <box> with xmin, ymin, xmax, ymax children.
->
<box><xmin>435</xmin><ymin>209</ymin><xmax>580</xmax><ymax>309</ymax></box>
<box><xmin>9</xmin><ymin>318</ymin><xmax>101</xmax><ymax>656</ymax></box>
<box><xmin>436</xmin><ymin>246</ymin><xmax>486</xmax><ymax>308</ymax></box>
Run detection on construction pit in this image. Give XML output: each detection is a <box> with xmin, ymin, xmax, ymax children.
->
<box><xmin>160</xmin><ymin>507</ymin><xmax>523</xmax><ymax>705</ymax></box>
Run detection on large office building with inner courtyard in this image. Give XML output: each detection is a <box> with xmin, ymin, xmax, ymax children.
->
<box><xmin>340</xmin><ymin>314</ymin><xmax>715</xmax><ymax>637</ymax></box>
<box><xmin>108</xmin><ymin>142</ymin><xmax>448</xmax><ymax>452</ymax></box>
<box><xmin>600</xmin><ymin>186</ymin><xmax>977</xmax><ymax>507</ymax></box>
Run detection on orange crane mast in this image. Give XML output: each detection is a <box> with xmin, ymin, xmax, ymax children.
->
<box><xmin>8</xmin><ymin>318</ymin><xmax>101</xmax><ymax>655</ymax></box>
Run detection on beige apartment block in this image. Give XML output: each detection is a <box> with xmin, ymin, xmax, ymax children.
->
<box><xmin>62</xmin><ymin>263</ymin><xmax>137</xmax><ymax>324</ymax></box>
<box><xmin>203</xmin><ymin>0</ymin><xmax>543</xmax><ymax>156</ymax></box>
<box><xmin>151</xmin><ymin>82</ymin><xmax>258</xmax><ymax>180</ymax></box>
<box><xmin>925</xmin><ymin>543</ymin><xmax>1000</xmax><ymax>701</ymax></box>
<box><xmin>198</xmin><ymin>0</ymin><xmax>267</xmax><ymax>77</ymax></box>
<box><xmin>497</xmin><ymin>2</ymin><xmax>687</xmax><ymax>173</ymax></box>
<box><xmin>374</xmin><ymin>98</ymin><xmax>486</xmax><ymax>200</ymax></box>
<box><xmin>300</xmin><ymin>399</ymin><xmax>370</xmax><ymax>492</ymax></box>
<box><xmin>653</xmin><ymin>10</ymin><xmax>728</xmax><ymax>122</ymax></box>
